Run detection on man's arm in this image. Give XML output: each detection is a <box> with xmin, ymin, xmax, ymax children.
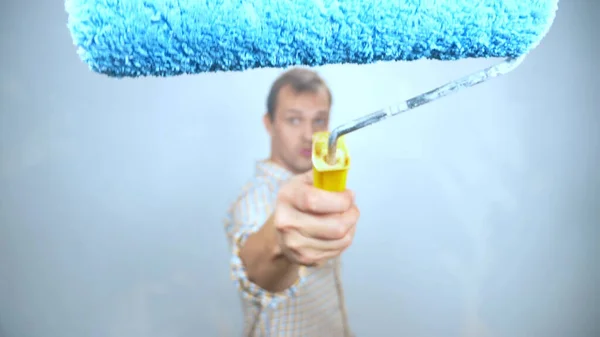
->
<box><xmin>238</xmin><ymin>214</ymin><xmax>299</xmax><ymax>292</ymax></box>
<box><xmin>226</xmin><ymin>181</ymin><xmax>306</xmax><ymax>308</ymax></box>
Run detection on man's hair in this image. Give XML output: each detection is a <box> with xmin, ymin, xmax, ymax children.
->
<box><xmin>266</xmin><ymin>67</ymin><xmax>332</xmax><ymax>121</ymax></box>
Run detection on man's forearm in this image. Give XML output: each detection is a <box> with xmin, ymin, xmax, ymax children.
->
<box><xmin>239</xmin><ymin>214</ymin><xmax>299</xmax><ymax>293</ymax></box>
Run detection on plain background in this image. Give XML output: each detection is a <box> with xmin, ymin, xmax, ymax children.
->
<box><xmin>1</xmin><ymin>1</ymin><xmax>598</xmax><ymax>336</ymax></box>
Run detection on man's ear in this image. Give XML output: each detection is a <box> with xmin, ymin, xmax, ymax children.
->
<box><xmin>263</xmin><ymin>113</ymin><xmax>273</xmax><ymax>136</ymax></box>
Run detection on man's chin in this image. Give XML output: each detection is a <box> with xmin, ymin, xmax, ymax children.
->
<box><xmin>292</xmin><ymin>161</ymin><xmax>313</xmax><ymax>175</ymax></box>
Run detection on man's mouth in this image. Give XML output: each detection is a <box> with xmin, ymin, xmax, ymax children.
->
<box><xmin>300</xmin><ymin>148</ymin><xmax>312</xmax><ymax>157</ymax></box>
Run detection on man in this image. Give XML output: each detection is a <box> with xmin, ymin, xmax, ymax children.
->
<box><xmin>224</xmin><ymin>67</ymin><xmax>361</xmax><ymax>337</ymax></box>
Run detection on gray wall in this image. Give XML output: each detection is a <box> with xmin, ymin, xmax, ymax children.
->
<box><xmin>1</xmin><ymin>1</ymin><xmax>598</xmax><ymax>337</ymax></box>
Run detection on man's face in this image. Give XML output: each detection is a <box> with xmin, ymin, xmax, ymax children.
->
<box><xmin>264</xmin><ymin>84</ymin><xmax>331</xmax><ymax>174</ymax></box>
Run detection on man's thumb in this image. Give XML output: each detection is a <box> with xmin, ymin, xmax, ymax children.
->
<box><xmin>299</xmin><ymin>170</ymin><xmax>314</xmax><ymax>185</ymax></box>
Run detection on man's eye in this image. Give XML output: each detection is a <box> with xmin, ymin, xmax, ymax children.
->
<box><xmin>288</xmin><ymin>118</ymin><xmax>301</xmax><ymax>125</ymax></box>
<box><xmin>314</xmin><ymin>119</ymin><xmax>326</xmax><ymax>125</ymax></box>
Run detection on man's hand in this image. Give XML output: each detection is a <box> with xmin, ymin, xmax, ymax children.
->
<box><xmin>273</xmin><ymin>171</ymin><xmax>360</xmax><ymax>266</ymax></box>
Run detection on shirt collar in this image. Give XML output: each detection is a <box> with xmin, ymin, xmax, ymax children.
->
<box><xmin>255</xmin><ymin>160</ymin><xmax>293</xmax><ymax>182</ymax></box>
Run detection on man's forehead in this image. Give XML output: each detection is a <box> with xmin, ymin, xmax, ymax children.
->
<box><xmin>280</xmin><ymin>84</ymin><xmax>328</xmax><ymax>98</ymax></box>
<box><xmin>278</xmin><ymin>87</ymin><xmax>329</xmax><ymax>108</ymax></box>
<box><xmin>282</xmin><ymin>108</ymin><xmax>329</xmax><ymax>117</ymax></box>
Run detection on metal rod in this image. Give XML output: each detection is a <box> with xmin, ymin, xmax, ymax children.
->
<box><xmin>326</xmin><ymin>56</ymin><xmax>527</xmax><ymax>165</ymax></box>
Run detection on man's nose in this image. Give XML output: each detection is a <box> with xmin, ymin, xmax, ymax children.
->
<box><xmin>301</xmin><ymin>123</ymin><xmax>313</xmax><ymax>141</ymax></box>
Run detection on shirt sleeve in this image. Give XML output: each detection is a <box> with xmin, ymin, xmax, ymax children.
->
<box><xmin>226</xmin><ymin>180</ymin><xmax>307</xmax><ymax>309</ymax></box>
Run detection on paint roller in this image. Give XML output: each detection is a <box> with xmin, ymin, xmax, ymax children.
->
<box><xmin>65</xmin><ymin>0</ymin><xmax>560</xmax><ymax>191</ymax></box>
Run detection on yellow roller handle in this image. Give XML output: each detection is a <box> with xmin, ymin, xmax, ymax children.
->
<box><xmin>312</xmin><ymin>131</ymin><xmax>351</xmax><ymax>192</ymax></box>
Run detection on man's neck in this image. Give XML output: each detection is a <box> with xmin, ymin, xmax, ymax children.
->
<box><xmin>267</xmin><ymin>156</ymin><xmax>292</xmax><ymax>173</ymax></box>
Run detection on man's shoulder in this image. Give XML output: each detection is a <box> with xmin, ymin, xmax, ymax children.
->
<box><xmin>239</xmin><ymin>174</ymin><xmax>280</xmax><ymax>198</ymax></box>
<box><xmin>227</xmin><ymin>175</ymin><xmax>280</xmax><ymax>212</ymax></box>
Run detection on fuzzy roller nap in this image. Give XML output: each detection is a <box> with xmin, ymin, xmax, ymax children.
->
<box><xmin>65</xmin><ymin>0</ymin><xmax>559</xmax><ymax>195</ymax></box>
<box><xmin>65</xmin><ymin>0</ymin><xmax>559</xmax><ymax>78</ymax></box>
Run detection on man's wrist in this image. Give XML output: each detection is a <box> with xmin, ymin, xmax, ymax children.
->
<box><xmin>243</xmin><ymin>215</ymin><xmax>300</xmax><ymax>292</ymax></box>
<box><xmin>262</xmin><ymin>214</ymin><xmax>285</xmax><ymax>260</ymax></box>
<box><xmin>263</xmin><ymin>215</ymin><xmax>300</xmax><ymax>275</ymax></box>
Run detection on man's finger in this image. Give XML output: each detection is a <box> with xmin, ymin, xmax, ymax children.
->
<box><xmin>299</xmin><ymin>170</ymin><xmax>314</xmax><ymax>185</ymax></box>
<box><xmin>287</xmin><ymin>229</ymin><xmax>352</xmax><ymax>253</ymax></box>
<box><xmin>292</xmin><ymin>205</ymin><xmax>359</xmax><ymax>240</ymax></box>
<box><xmin>299</xmin><ymin>171</ymin><xmax>355</xmax><ymax>203</ymax></box>
<box><xmin>291</xmin><ymin>184</ymin><xmax>354</xmax><ymax>214</ymax></box>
